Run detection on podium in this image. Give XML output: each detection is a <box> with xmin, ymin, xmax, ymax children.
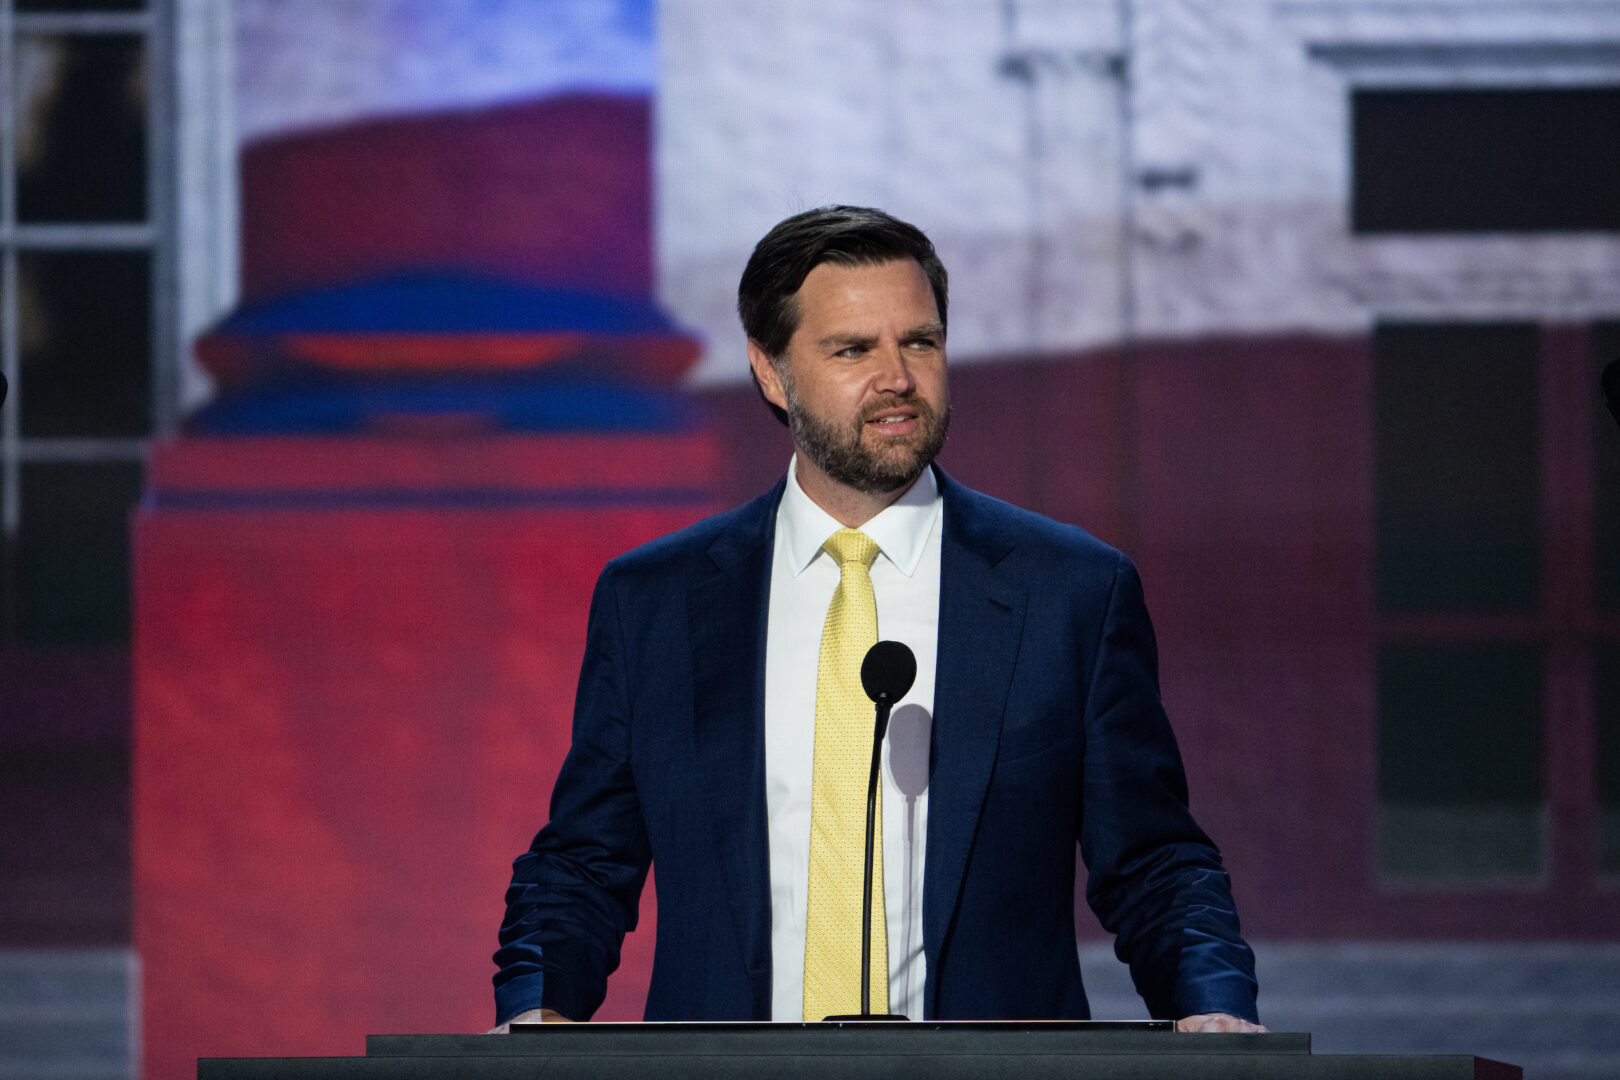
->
<box><xmin>198</xmin><ymin>1022</ymin><xmax>1521</xmax><ymax>1079</ymax></box>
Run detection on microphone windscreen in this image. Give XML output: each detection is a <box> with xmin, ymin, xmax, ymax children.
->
<box><xmin>861</xmin><ymin>640</ymin><xmax>916</xmax><ymax>704</ymax></box>
<box><xmin>1604</xmin><ymin>358</ymin><xmax>1620</xmax><ymax>428</ymax></box>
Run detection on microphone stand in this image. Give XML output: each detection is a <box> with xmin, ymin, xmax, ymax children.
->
<box><xmin>825</xmin><ymin>689</ymin><xmax>908</xmax><ymax>1021</ymax></box>
<box><xmin>859</xmin><ymin>691</ymin><xmax>892</xmax><ymax>1019</ymax></box>
<box><xmin>825</xmin><ymin>640</ymin><xmax>914</xmax><ymax>1022</ymax></box>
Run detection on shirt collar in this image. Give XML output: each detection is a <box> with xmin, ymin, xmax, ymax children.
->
<box><xmin>777</xmin><ymin>455</ymin><xmax>942</xmax><ymax>578</ymax></box>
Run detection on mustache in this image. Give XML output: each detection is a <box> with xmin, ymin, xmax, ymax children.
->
<box><xmin>859</xmin><ymin>394</ymin><xmax>935</xmax><ymax>424</ymax></box>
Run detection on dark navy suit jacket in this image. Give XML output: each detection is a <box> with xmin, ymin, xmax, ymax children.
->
<box><xmin>494</xmin><ymin>468</ymin><xmax>1258</xmax><ymax>1024</ymax></box>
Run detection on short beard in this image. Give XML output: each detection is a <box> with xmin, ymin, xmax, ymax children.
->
<box><xmin>781</xmin><ymin>370</ymin><xmax>950</xmax><ymax>496</ymax></box>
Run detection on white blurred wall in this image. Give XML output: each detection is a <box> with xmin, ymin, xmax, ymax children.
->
<box><xmin>657</xmin><ymin>0</ymin><xmax>1620</xmax><ymax>383</ymax></box>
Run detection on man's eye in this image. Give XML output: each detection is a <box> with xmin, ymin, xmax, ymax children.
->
<box><xmin>836</xmin><ymin>346</ymin><xmax>865</xmax><ymax>358</ymax></box>
<box><xmin>906</xmin><ymin>338</ymin><xmax>939</xmax><ymax>351</ymax></box>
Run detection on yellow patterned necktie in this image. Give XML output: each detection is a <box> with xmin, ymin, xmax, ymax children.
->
<box><xmin>803</xmin><ymin>527</ymin><xmax>887</xmax><ymax>1020</ymax></box>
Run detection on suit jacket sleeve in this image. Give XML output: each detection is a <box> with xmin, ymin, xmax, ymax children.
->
<box><xmin>1080</xmin><ymin>553</ymin><xmax>1259</xmax><ymax>1023</ymax></box>
<box><xmin>492</xmin><ymin>564</ymin><xmax>652</xmax><ymax>1024</ymax></box>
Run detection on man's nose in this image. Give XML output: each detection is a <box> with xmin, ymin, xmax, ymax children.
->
<box><xmin>873</xmin><ymin>341</ymin><xmax>917</xmax><ymax>394</ymax></box>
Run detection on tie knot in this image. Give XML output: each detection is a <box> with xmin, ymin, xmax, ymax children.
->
<box><xmin>823</xmin><ymin>527</ymin><xmax>880</xmax><ymax>570</ymax></box>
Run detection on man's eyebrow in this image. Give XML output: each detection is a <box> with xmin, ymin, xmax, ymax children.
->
<box><xmin>816</xmin><ymin>331</ymin><xmax>877</xmax><ymax>349</ymax></box>
<box><xmin>815</xmin><ymin>322</ymin><xmax>945</xmax><ymax>349</ymax></box>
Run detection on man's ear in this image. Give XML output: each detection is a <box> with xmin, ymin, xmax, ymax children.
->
<box><xmin>746</xmin><ymin>339</ymin><xmax>790</xmax><ymax>414</ymax></box>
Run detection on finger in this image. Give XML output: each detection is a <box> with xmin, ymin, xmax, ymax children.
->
<box><xmin>1177</xmin><ymin>1013</ymin><xmax>1268</xmax><ymax>1033</ymax></box>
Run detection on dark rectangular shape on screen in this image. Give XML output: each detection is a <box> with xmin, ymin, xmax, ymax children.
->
<box><xmin>1352</xmin><ymin>86</ymin><xmax>1620</xmax><ymax>233</ymax></box>
<box><xmin>0</xmin><ymin>474</ymin><xmax>9</xmax><ymax>643</ymax></box>
<box><xmin>1378</xmin><ymin>643</ymin><xmax>1544</xmax><ymax>877</ymax></box>
<box><xmin>16</xmin><ymin>1</ymin><xmax>145</xmax><ymax>10</ymax></box>
<box><xmin>15</xmin><ymin>462</ymin><xmax>143</xmax><ymax>645</ymax></box>
<box><xmin>1600</xmin><ymin>643</ymin><xmax>1620</xmax><ymax>874</ymax></box>
<box><xmin>1596</xmin><ymin>322</ymin><xmax>1620</xmax><ymax>614</ymax></box>
<box><xmin>18</xmin><ymin>251</ymin><xmax>152</xmax><ymax>438</ymax></box>
<box><xmin>15</xmin><ymin>33</ymin><xmax>148</xmax><ymax>224</ymax></box>
<box><xmin>1375</xmin><ymin>322</ymin><xmax>1539</xmax><ymax>613</ymax></box>
<box><xmin>1379</xmin><ymin>644</ymin><xmax>1544</xmax><ymax>805</ymax></box>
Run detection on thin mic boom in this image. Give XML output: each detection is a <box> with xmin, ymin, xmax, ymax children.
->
<box><xmin>831</xmin><ymin>640</ymin><xmax>915</xmax><ymax>1022</ymax></box>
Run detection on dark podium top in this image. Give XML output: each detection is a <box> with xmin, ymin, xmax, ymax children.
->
<box><xmin>198</xmin><ymin>1021</ymin><xmax>1521</xmax><ymax>1080</ymax></box>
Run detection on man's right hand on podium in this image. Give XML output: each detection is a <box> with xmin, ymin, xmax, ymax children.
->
<box><xmin>488</xmin><ymin>1008</ymin><xmax>575</xmax><ymax>1032</ymax></box>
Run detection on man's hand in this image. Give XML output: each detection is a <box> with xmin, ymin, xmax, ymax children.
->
<box><xmin>1176</xmin><ymin>1013</ymin><xmax>1267</xmax><ymax>1033</ymax></box>
<box><xmin>487</xmin><ymin>1008</ymin><xmax>575</xmax><ymax>1033</ymax></box>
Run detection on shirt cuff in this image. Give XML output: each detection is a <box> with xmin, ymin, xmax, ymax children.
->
<box><xmin>494</xmin><ymin>972</ymin><xmax>547</xmax><ymax>1027</ymax></box>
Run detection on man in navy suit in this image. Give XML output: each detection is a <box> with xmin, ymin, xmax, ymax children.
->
<box><xmin>493</xmin><ymin>206</ymin><xmax>1261</xmax><ymax>1031</ymax></box>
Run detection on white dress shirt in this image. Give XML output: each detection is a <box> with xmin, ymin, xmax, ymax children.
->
<box><xmin>764</xmin><ymin>457</ymin><xmax>942</xmax><ymax>1021</ymax></box>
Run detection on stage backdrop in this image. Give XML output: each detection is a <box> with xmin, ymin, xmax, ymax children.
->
<box><xmin>134</xmin><ymin>1</ymin><xmax>1620</xmax><ymax>1077</ymax></box>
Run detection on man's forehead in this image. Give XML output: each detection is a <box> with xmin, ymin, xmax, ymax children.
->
<box><xmin>793</xmin><ymin>258</ymin><xmax>937</xmax><ymax>321</ymax></box>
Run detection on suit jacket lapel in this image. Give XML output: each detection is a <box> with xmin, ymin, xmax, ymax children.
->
<box><xmin>924</xmin><ymin>469</ymin><xmax>1028</xmax><ymax>1018</ymax></box>
<box><xmin>687</xmin><ymin>479</ymin><xmax>783</xmax><ymax>1017</ymax></box>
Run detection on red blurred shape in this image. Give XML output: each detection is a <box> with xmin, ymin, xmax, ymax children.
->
<box><xmin>240</xmin><ymin>94</ymin><xmax>651</xmax><ymax>302</ymax></box>
<box><xmin>135</xmin><ymin>434</ymin><xmax>713</xmax><ymax>1079</ymax></box>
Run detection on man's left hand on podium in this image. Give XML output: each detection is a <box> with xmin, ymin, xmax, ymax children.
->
<box><xmin>1176</xmin><ymin>1013</ymin><xmax>1267</xmax><ymax>1033</ymax></box>
<box><xmin>487</xmin><ymin>1008</ymin><xmax>576</xmax><ymax>1033</ymax></box>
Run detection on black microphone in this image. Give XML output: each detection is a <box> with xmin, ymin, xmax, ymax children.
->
<box><xmin>862</xmin><ymin>640</ymin><xmax>917</xmax><ymax>731</ymax></box>
<box><xmin>1604</xmin><ymin>358</ymin><xmax>1620</xmax><ymax>431</ymax></box>
<box><xmin>0</xmin><ymin>370</ymin><xmax>7</xmax><ymax>407</ymax></box>
<box><xmin>825</xmin><ymin>640</ymin><xmax>916</xmax><ymax>1022</ymax></box>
